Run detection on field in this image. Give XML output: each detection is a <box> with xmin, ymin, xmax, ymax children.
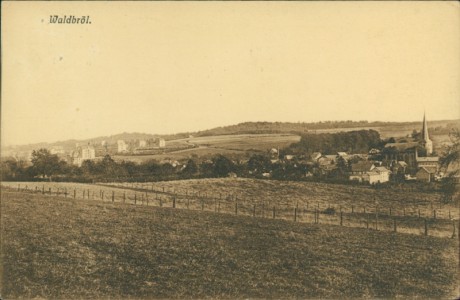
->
<box><xmin>2</xmin><ymin>188</ymin><xmax>458</xmax><ymax>299</ymax></box>
<box><xmin>3</xmin><ymin>178</ymin><xmax>459</xmax><ymax>238</ymax></box>
<box><xmin>113</xmin><ymin>134</ymin><xmax>301</xmax><ymax>162</ymax></box>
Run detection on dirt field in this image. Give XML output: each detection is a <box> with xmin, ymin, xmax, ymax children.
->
<box><xmin>2</xmin><ymin>189</ymin><xmax>458</xmax><ymax>299</ymax></box>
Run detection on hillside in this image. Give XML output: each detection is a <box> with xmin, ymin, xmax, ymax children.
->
<box><xmin>2</xmin><ymin>189</ymin><xmax>458</xmax><ymax>299</ymax></box>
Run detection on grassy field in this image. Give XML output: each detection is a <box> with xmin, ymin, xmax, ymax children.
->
<box><xmin>112</xmin><ymin>134</ymin><xmax>300</xmax><ymax>162</ymax></box>
<box><xmin>1</xmin><ymin>189</ymin><xmax>458</xmax><ymax>299</ymax></box>
<box><xmin>3</xmin><ymin>179</ymin><xmax>458</xmax><ymax>238</ymax></box>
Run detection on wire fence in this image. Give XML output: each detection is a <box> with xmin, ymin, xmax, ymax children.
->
<box><xmin>1</xmin><ymin>181</ymin><xmax>458</xmax><ymax>239</ymax></box>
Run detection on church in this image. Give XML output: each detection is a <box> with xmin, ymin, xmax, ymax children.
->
<box><xmin>382</xmin><ymin>113</ymin><xmax>439</xmax><ymax>180</ymax></box>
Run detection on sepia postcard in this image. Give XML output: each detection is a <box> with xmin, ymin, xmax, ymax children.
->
<box><xmin>1</xmin><ymin>1</ymin><xmax>459</xmax><ymax>299</ymax></box>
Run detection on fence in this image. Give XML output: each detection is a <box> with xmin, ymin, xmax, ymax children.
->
<box><xmin>1</xmin><ymin>182</ymin><xmax>458</xmax><ymax>239</ymax></box>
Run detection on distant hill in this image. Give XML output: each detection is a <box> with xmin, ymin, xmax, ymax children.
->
<box><xmin>2</xmin><ymin>119</ymin><xmax>459</xmax><ymax>156</ymax></box>
<box><xmin>193</xmin><ymin>120</ymin><xmax>460</xmax><ymax>137</ymax></box>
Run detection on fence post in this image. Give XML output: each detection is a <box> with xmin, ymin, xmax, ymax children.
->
<box><xmin>273</xmin><ymin>206</ymin><xmax>276</xmax><ymax>219</ymax></box>
<box><xmin>340</xmin><ymin>212</ymin><xmax>343</xmax><ymax>226</ymax></box>
<box><xmin>433</xmin><ymin>210</ymin><xmax>436</xmax><ymax>219</ymax></box>
<box><xmin>173</xmin><ymin>195</ymin><xmax>176</xmax><ymax>208</ymax></box>
<box><xmin>201</xmin><ymin>200</ymin><xmax>204</xmax><ymax>211</ymax></box>
<box><xmin>49</xmin><ymin>187</ymin><xmax>51</xmax><ymax>195</ymax></box>
<box><xmin>253</xmin><ymin>204</ymin><xmax>256</xmax><ymax>217</ymax></box>
<box><xmin>42</xmin><ymin>185</ymin><xmax>45</xmax><ymax>194</ymax></box>
<box><xmin>74</xmin><ymin>189</ymin><xmax>76</xmax><ymax>199</ymax></box>
<box><xmin>317</xmin><ymin>209</ymin><xmax>319</xmax><ymax>224</ymax></box>
<box><xmin>294</xmin><ymin>207</ymin><xmax>297</xmax><ymax>222</ymax></box>
<box><xmin>218</xmin><ymin>201</ymin><xmax>220</xmax><ymax>213</ymax></box>
<box><xmin>112</xmin><ymin>191</ymin><xmax>115</xmax><ymax>203</ymax></box>
<box><xmin>187</xmin><ymin>198</ymin><xmax>190</xmax><ymax>209</ymax></box>
<box><xmin>424</xmin><ymin>219</ymin><xmax>428</xmax><ymax>236</ymax></box>
<box><xmin>375</xmin><ymin>206</ymin><xmax>379</xmax><ymax>231</ymax></box>
<box><xmin>123</xmin><ymin>192</ymin><xmax>126</xmax><ymax>203</ymax></box>
<box><xmin>134</xmin><ymin>193</ymin><xmax>137</xmax><ymax>205</ymax></box>
<box><xmin>449</xmin><ymin>210</ymin><xmax>451</xmax><ymax>219</ymax></box>
<box><xmin>18</xmin><ymin>184</ymin><xmax>20</xmax><ymax>191</ymax></box>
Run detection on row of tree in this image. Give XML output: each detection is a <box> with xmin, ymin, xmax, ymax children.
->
<box><xmin>289</xmin><ymin>130</ymin><xmax>383</xmax><ymax>155</ymax></box>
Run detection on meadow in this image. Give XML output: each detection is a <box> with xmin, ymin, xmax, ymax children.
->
<box><xmin>1</xmin><ymin>189</ymin><xmax>458</xmax><ymax>299</ymax></box>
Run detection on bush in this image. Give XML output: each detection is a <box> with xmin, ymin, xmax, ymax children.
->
<box><xmin>323</xmin><ymin>207</ymin><xmax>336</xmax><ymax>215</ymax></box>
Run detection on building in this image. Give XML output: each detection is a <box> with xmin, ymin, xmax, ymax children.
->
<box><xmin>117</xmin><ymin>140</ymin><xmax>128</xmax><ymax>153</ymax></box>
<box><xmin>416</xmin><ymin>167</ymin><xmax>435</xmax><ymax>183</ymax></box>
<box><xmin>349</xmin><ymin>161</ymin><xmax>375</xmax><ymax>182</ymax></box>
<box><xmin>382</xmin><ymin>113</ymin><xmax>436</xmax><ymax>175</ymax></box>
<box><xmin>158</xmin><ymin>138</ymin><xmax>166</xmax><ymax>148</ymax></box>
<box><xmin>139</xmin><ymin>140</ymin><xmax>147</xmax><ymax>148</ymax></box>
<box><xmin>416</xmin><ymin>156</ymin><xmax>439</xmax><ymax>174</ymax></box>
<box><xmin>368</xmin><ymin>166</ymin><xmax>391</xmax><ymax>184</ymax></box>
<box><xmin>81</xmin><ymin>145</ymin><xmax>96</xmax><ymax>160</ymax></box>
<box><xmin>72</xmin><ymin>144</ymin><xmax>96</xmax><ymax>166</ymax></box>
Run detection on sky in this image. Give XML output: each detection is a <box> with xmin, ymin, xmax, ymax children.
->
<box><xmin>2</xmin><ymin>1</ymin><xmax>459</xmax><ymax>146</ymax></box>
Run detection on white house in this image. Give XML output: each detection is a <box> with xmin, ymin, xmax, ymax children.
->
<box><xmin>117</xmin><ymin>140</ymin><xmax>128</xmax><ymax>153</ymax></box>
<box><xmin>72</xmin><ymin>144</ymin><xmax>96</xmax><ymax>166</ymax></box>
<box><xmin>367</xmin><ymin>166</ymin><xmax>391</xmax><ymax>184</ymax></box>
<box><xmin>158</xmin><ymin>138</ymin><xmax>166</xmax><ymax>148</ymax></box>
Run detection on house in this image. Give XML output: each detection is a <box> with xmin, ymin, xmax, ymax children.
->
<box><xmin>349</xmin><ymin>162</ymin><xmax>390</xmax><ymax>184</ymax></box>
<box><xmin>117</xmin><ymin>140</ymin><xmax>128</xmax><ymax>153</ymax></box>
<box><xmin>369</xmin><ymin>166</ymin><xmax>391</xmax><ymax>184</ymax></box>
<box><xmin>158</xmin><ymin>138</ymin><xmax>166</xmax><ymax>148</ymax></box>
<box><xmin>349</xmin><ymin>161</ymin><xmax>375</xmax><ymax>182</ymax></box>
<box><xmin>310</xmin><ymin>152</ymin><xmax>322</xmax><ymax>161</ymax></box>
<box><xmin>72</xmin><ymin>144</ymin><xmax>96</xmax><ymax>166</ymax></box>
<box><xmin>368</xmin><ymin>148</ymin><xmax>381</xmax><ymax>155</ymax></box>
<box><xmin>139</xmin><ymin>140</ymin><xmax>147</xmax><ymax>148</ymax></box>
<box><xmin>318</xmin><ymin>155</ymin><xmax>337</xmax><ymax>166</ymax></box>
<box><xmin>285</xmin><ymin>155</ymin><xmax>295</xmax><ymax>161</ymax></box>
<box><xmin>416</xmin><ymin>156</ymin><xmax>439</xmax><ymax>174</ymax></box>
<box><xmin>416</xmin><ymin>167</ymin><xmax>435</xmax><ymax>183</ymax></box>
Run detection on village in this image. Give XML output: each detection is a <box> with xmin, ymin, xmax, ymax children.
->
<box><xmin>2</xmin><ymin>114</ymin><xmax>452</xmax><ymax>186</ymax></box>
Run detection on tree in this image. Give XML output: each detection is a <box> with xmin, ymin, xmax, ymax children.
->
<box><xmin>440</xmin><ymin>128</ymin><xmax>460</xmax><ymax>203</ymax></box>
<box><xmin>212</xmin><ymin>155</ymin><xmax>235</xmax><ymax>177</ymax></box>
<box><xmin>182</xmin><ymin>159</ymin><xmax>198</xmax><ymax>175</ymax></box>
<box><xmin>247</xmin><ymin>154</ymin><xmax>271</xmax><ymax>176</ymax></box>
<box><xmin>30</xmin><ymin>149</ymin><xmax>61</xmax><ymax>180</ymax></box>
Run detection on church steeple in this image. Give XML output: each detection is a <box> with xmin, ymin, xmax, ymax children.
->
<box><xmin>421</xmin><ymin>111</ymin><xmax>433</xmax><ymax>155</ymax></box>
